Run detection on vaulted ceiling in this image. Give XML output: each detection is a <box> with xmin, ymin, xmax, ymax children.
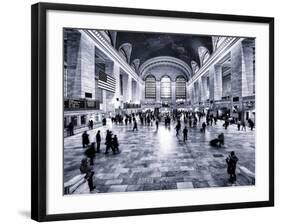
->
<box><xmin>115</xmin><ymin>31</ymin><xmax>213</xmax><ymax>68</ymax></box>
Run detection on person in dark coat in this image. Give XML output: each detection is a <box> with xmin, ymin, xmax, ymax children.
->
<box><xmin>102</xmin><ymin>117</ymin><xmax>106</xmax><ymax>126</ymax></box>
<box><xmin>226</xmin><ymin>151</ymin><xmax>239</xmax><ymax>184</ymax></box>
<box><xmin>183</xmin><ymin>126</ymin><xmax>188</xmax><ymax>142</ymax></box>
<box><xmin>248</xmin><ymin>119</ymin><xmax>254</xmax><ymax>131</ymax></box>
<box><xmin>210</xmin><ymin>133</ymin><xmax>224</xmax><ymax>147</ymax></box>
<box><xmin>84</xmin><ymin>142</ymin><xmax>96</xmax><ymax>165</ymax></box>
<box><xmin>241</xmin><ymin>121</ymin><xmax>246</xmax><ymax>131</ymax></box>
<box><xmin>218</xmin><ymin>133</ymin><xmax>224</xmax><ymax>147</ymax></box>
<box><xmin>155</xmin><ymin>119</ymin><xmax>159</xmax><ymax>131</ymax></box>
<box><xmin>237</xmin><ymin>120</ymin><xmax>241</xmax><ymax>131</ymax></box>
<box><xmin>133</xmin><ymin>120</ymin><xmax>138</xmax><ymax>131</ymax></box>
<box><xmin>202</xmin><ymin>122</ymin><xmax>207</xmax><ymax>133</ymax></box>
<box><xmin>82</xmin><ymin>131</ymin><xmax>90</xmax><ymax>148</ymax></box>
<box><xmin>90</xmin><ymin>120</ymin><xmax>94</xmax><ymax>129</ymax></box>
<box><xmin>95</xmin><ymin>130</ymin><xmax>101</xmax><ymax>153</ymax></box>
<box><xmin>223</xmin><ymin>119</ymin><xmax>229</xmax><ymax>130</ymax></box>
<box><xmin>105</xmin><ymin>130</ymin><xmax>113</xmax><ymax>154</ymax></box>
<box><xmin>88</xmin><ymin>120</ymin><xmax>92</xmax><ymax>130</ymax></box>
<box><xmin>189</xmin><ymin>118</ymin><xmax>192</xmax><ymax>128</ymax></box>
<box><xmin>214</xmin><ymin>117</ymin><xmax>217</xmax><ymax>125</ymax></box>
<box><xmin>68</xmin><ymin>122</ymin><xmax>74</xmax><ymax>136</ymax></box>
<box><xmin>125</xmin><ymin>117</ymin><xmax>128</xmax><ymax>125</ymax></box>
<box><xmin>175</xmin><ymin>121</ymin><xmax>181</xmax><ymax>137</ymax></box>
<box><xmin>112</xmin><ymin>135</ymin><xmax>119</xmax><ymax>154</ymax></box>
<box><xmin>80</xmin><ymin>158</ymin><xmax>95</xmax><ymax>192</ymax></box>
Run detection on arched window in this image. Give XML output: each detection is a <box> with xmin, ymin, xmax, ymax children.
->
<box><xmin>176</xmin><ymin>76</ymin><xmax>186</xmax><ymax>99</ymax></box>
<box><xmin>145</xmin><ymin>75</ymin><xmax>156</xmax><ymax>99</ymax></box>
<box><xmin>161</xmin><ymin>76</ymin><xmax>171</xmax><ymax>99</ymax></box>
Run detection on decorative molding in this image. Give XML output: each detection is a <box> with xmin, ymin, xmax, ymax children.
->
<box><xmin>139</xmin><ymin>56</ymin><xmax>192</xmax><ymax>80</ymax></box>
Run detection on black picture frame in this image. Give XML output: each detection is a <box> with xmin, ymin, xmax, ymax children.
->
<box><xmin>31</xmin><ymin>2</ymin><xmax>274</xmax><ymax>222</ymax></box>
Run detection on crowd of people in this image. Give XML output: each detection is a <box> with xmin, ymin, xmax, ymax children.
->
<box><xmin>79</xmin><ymin>128</ymin><xmax>121</xmax><ymax>192</ymax></box>
<box><xmin>74</xmin><ymin>109</ymin><xmax>255</xmax><ymax>192</ymax></box>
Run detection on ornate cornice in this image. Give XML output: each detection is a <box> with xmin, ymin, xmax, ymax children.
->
<box><xmin>139</xmin><ymin>56</ymin><xmax>192</xmax><ymax>80</ymax></box>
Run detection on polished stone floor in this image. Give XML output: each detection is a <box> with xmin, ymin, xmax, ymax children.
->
<box><xmin>64</xmin><ymin>118</ymin><xmax>255</xmax><ymax>194</ymax></box>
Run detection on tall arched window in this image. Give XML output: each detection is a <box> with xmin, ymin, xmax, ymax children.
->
<box><xmin>145</xmin><ymin>75</ymin><xmax>156</xmax><ymax>99</ymax></box>
<box><xmin>161</xmin><ymin>76</ymin><xmax>171</xmax><ymax>99</ymax></box>
<box><xmin>176</xmin><ymin>76</ymin><xmax>186</xmax><ymax>99</ymax></box>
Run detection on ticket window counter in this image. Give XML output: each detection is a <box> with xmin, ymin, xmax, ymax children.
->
<box><xmin>71</xmin><ymin>116</ymin><xmax>78</xmax><ymax>127</ymax></box>
<box><xmin>245</xmin><ymin>111</ymin><xmax>255</xmax><ymax>123</ymax></box>
<box><xmin>81</xmin><ymin>115</ymin><xmax>87</xmax><ymax>126</ymax></box>
<box><xmin>90</xmin><ymin>114</ymin><xmax>101</xmax><ymax>124</ymax></box>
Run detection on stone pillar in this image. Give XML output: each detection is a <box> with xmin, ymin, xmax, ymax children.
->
<box><xmin>193</xmin><ymin>82</ymin><xmax>198</xmax><ymax>104</ymax></box>
<box><xmin>156</xmin><ymin>81</ymin><xmax>161</xmax><ymax>102</ymax></box>
<box><xmin>186</xmin><ymin>82</ymin><xmax>190</xmax><ymax>105</ymax></box>
<box><xmin>171</xmin><ymin>81</ymin><xmax>176</xmax><ymax>102</ymax></box>
<box><xmin>79</xmin><ymin>32</ymin><xmax>96</xmax><ymax>99</ymax></box>
<box><xmin>209</xmin><ymin>66</ymin><xmax>215</xmax><ymax>103</ymax></box>
<box><xmin>198</xmin><ymin>78</ymin><xmax>203</xmax><ymax>103</ymax></box>
<box><xmin>113</xmin><ymin>63</ymin><xmax>121</xmax><ymax>110</ymax></box>
<box><xmin>231</xmin><ymin>42</ymin><xmax>244</xmax><ymax>119</ymax></box>
<box><xmin>201</xmin><ymin>76</ymin><xmax>208</xmax><ymax>102</ymax></box>
<box><xmin>241</xmin><ymin>39</ymin><xmax>255</xmax><ymax>96</ymax></box>
<box><xmin>189</xmin><ymin>84</ymin><xmax>194</xmax><ymax>106</ymax></box>
<box><xmin>135</xmin><ymin>82</ymin><xmax>141</xmax><ymax>103</ymax></box>
<box><xmin>127</xmin><ymin>75</ymin><xmax>132</xmax><ymax>102</ymax></box>
<box><xmin>65</xmin><ymin>116</ymin><xmax>71</xmax><ymax>126</ymax></box>
<box><xmin>76</xmin><ymin>115</ymin><xmax>81</xmax><ymax>127</ymax></box>
<box><xmin>213</xmin><ymin>65</ymin><xmax>222</xmax><ymax>101</ymax></box>
<box><xmin>131</xmin><ymin>80</ymin><xmax>137</xmax><ymax>103</ymax></box>
<box><xmin>141</xmin><ymin>82</ymin><xmax>145</xmax><ymax>102</ymax></box>
<box><xmin>113</xmin><ymin>63</ymin><xmax>120</xmax><ymax>97</ymax></box>
<box><xmin>65</xmin><ymin>30</ymin><xmax>81</xmax><ymax>99</ymax></box>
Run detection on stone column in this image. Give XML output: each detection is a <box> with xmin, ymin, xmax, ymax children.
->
<box><xmin>189</xmin><ymin>84</ymin><xmax>194</xmax><ymax>106</ymax></box>
<box><xmin>186</xmin><ymin>82</ymin><xmax>190</xmax><ymax>105</ymax></box>
<box><xmin>65</xmin><ymin>116</ymin><xmax>71</xmax><ymax>126</ymax></box>
<box><xmin>127</xmin><ymin>75</ymin><xmax>132</xmax><ymax>102</ymax></box>
<box><xmin>156</xmin><ymin>81</ymin><xmax>161</xmax><ymax>102</ymax></box>
<box><xmin>76</xmin><ymin>115</ymin><xmax>81</xmax><ymax>127</ymax></box>
<box><xmin>198</xmin><ymin>78</ymin><xmax>203</xmax><ymax>103</ymax></box>
<box><xmin>80</xmin><ymin>32</ymin><xmax>96</xmax><ymax>99</ymax></box>
<box><xmin>113</xmin><ymin>63</ymin><xmax>121</xmax><ymax>110</ymax></box>
<box><xmin>140</xmin><ymin>82</ymin><xmax>145</xmax><ymax>103</ymax></box>
<box><xmin>201</xmin><ymin>76</ymin><xmax>208</xmax><ymax>102</ymax></box>
<box><xmin>135</xmin><ymin>82</ymin><xmax>141</xmax><ymax>103</ymax></box>
<box><xmin>241</xmin><ymin>39</ymin><xmax>255</xmax><ymax>96</ymax></box>
<box><xmin>131</xmin><ymin>80</ymin><xmax>137</xmax><ymax>102</ymax></box>
<box><xmin>102</xmin><ymin>90</ymin><xmax>107</xmax><ymax>112</ymax></box>
<box><xmin>113</xmin><ymin>63</ymin><xmax>120</xmax><ymax>97</ymax></box>
<box><xmin>171</xmin><ymin>81</ymin><xmax>176</xmax><ymax>102</ymax></box>
<box><xmin>213</xmin><ymin>65</ymin><xmax>223</xmax><ymax>101</ymax></box>
<box><xmin>209</xmin><ymin>66</ymin><xmax>215</xmax><ymax>103</ymax></box>
<box><xmin>231</xmin><ymin>42</ymin><xmax>244</xmax><ymax>119</ymax></box>
<box><xmin>65</xmin><ymin>30</ymin><xmax>81</xmax><ymax>99</ymax></box>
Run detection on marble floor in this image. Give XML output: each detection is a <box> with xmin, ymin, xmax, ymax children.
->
<box><xmin>64</xmin><ymin>118</ymin><xmax>255</xmax><ymax>194</ymax></box>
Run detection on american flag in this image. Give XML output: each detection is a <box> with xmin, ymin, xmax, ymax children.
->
<box><xmin>98</xmin><ymin>71</ymin><xmax>116</xmax><ymax>93</ymax></box>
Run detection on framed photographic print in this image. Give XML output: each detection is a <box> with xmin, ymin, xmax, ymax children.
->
<box><xmin>31</xmin><ymin>2</ymin><xmax>274</xmax><ymax>222</ymax></box>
